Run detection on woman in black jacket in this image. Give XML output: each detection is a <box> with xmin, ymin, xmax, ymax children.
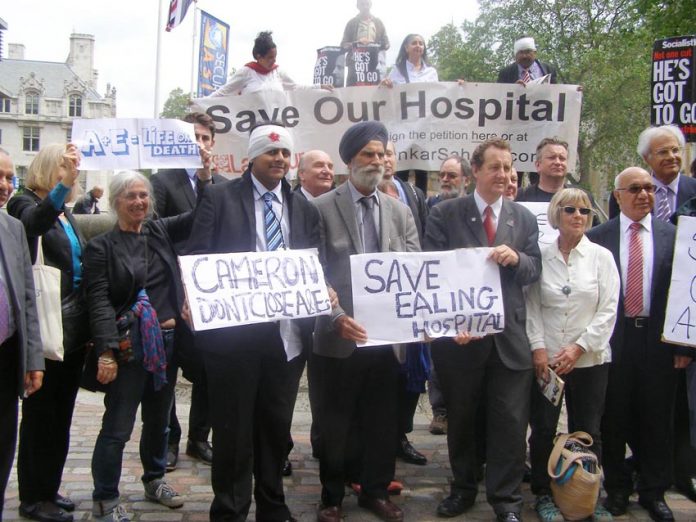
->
<box><xmin>8</xmin><ymin>143</ymin><xmax>88</xmax><ymax>522</ymax></box>
<box><xmin>83</xmin><ymin>171</ymin><xmax>191</xmax><ymax>522</ymax></box>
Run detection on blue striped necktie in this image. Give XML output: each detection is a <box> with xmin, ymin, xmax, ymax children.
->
<box><xmin>263</xmin><ymin>192</ymin><xmax>283</xmax><ymax>251</ymax></box>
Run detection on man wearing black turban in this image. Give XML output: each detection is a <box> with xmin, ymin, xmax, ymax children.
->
<box><xmin>312</xmin><ymin>121</ymin><xmax>419</xmax><ymax>522</ymax></box>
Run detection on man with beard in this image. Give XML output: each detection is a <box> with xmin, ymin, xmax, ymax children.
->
<box><xmin>313</xmin><ymin>121</ymin><xmax>419</xmax><ymax>522</ymax></box>
<box><xmin>427</xmin><ymin>155</ymin><xmax>470</xmax><ymax>209</ymax></box>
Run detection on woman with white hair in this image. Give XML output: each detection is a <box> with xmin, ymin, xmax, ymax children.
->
<box><xmin>526</xmin><ymin>188</ymin><xmax>620</xmax><ymax>522</ymax></box>
<box><xmin>84</xmin><ymin>171</ymin><xmax>193</xmax><ymax>522</ymax></box>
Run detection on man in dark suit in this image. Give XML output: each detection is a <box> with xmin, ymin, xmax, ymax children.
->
<box><xmin>0</xmin><ymin>149</ymin><xmax>44</xmax><ymax>519</ymax></box>
<box><xmin>586</xmin><ymin>167</ymin><xmax>684</xmax><ymax>521</ymax></box>
<box><xmin>186</xmin><ymin>122</ymin><xmax>320</xmax><ymax>522</ymax></box>
<box><xmin>425</xmin><ymin>139</ymin><xmax>541</xmax><ymax>522</ymax></box>
<box><xmin>497</xmin><ymin>37</ymin><xmax>557</xmax><ymax>85</ymax></box>
<box><xmin>427</xmin><ymin>155</ymin><xmax>471</xmax><ymax>210</ymax></box>
<box><xmin>294</xmin><ymin>150</ymin><xmax>335</xmax><ymax>202</ymax></box>
<box><xmin>384</xmin><ymin>141</ymin><xmax>428</xmax><ymax>241</ymax></box>
<box><xmin>150</xmin><ymin>112</ymin><xmax>227</xmax><ymax>470</ymax></box>
<box><xmin>313</xmin><ymin>121</ymin><xmax>419</xmax><ymax>522</ymax></box>
<box><xmin>608</xmin><ymin>124</ymin><xmax>696</xmax><ymax>219</ymax></box>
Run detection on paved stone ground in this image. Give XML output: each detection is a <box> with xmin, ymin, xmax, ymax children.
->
<box><xmin>4</xmin><ymin>376</ymin><xmax>696</xmax><ymax>521</ymax></box>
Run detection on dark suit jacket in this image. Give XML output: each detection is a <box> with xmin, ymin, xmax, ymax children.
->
<box><xmin>608</xmin><ymin>173</ymin><xmax>696</xmax><ymax>219</ymax></box>
<box><xmin>312</xmin><ymin>182</ymin><xmax>420</xmax><ymax>359</ymax></box>
<box><xmin>497</xmin><ymin>60</ymin><xmax>558</xmax><ymax>84</ymax></box>
<box><xmin>186</xmin><ymin>171</ymin><xmax>321</xmax><ymax>353</ymax></box>
<box><xmin>0</xmin><ymin>212</ymin><xmax>44</xmax><ymax>396</ymax></box>
<box><xmin>394</xmin><ymin>177</ymin><xmax>428</xmax><ymax>245</ymax></box>
<box><xmin>82</xmin><ymin>217</ymin><xmax>190</xmax><ymax>356</ymax></box>
<box><xmin>424</xmin><ymin>195</ymin><xmax>542</xmax><ymax>370</ymax></box>
<box><xmin>586</xmin><ymin>216</ymin><xmax>678</xmax><ymax>367</ymax></box>
<box><xmin>151</xmin><ymin>168</ymin><xmax>228</xmax><ymax>218</ymax></box>
<box><xmin>8</xmin><ymin>191</ymin><xmax>86</xmax><ymax>299</ymax></box>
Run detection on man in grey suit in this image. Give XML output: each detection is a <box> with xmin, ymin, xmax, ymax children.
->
<box><xmin>425</xmin><ymin>139</ymin><xmax>541</xmax><ymax>522</ymax></box>
<box><xmin>313</xmin><ymin>121</ymin><xmax>419</xmax><ymax>522</ymax></box>
<box><xmin>0</xmin><ymin>149</ymin><xmax>44</xmax><ymax>518</ymax></box>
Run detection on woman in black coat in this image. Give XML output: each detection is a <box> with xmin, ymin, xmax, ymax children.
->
<box><xmin>8</xmin><ymin>143</ymin><xmax>88</xmax><ymax>522</ymax></box>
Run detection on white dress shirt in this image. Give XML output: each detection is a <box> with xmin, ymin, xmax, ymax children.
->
<box><xmin>619</xmin><ymin>212</ymin><xmax>653</xmax><ymax>316</ymax></box>
<box><xmin>388</xmin><ymin>61</ymin><xmax>439</xmax><ymax>84</ymax></box>
<box><xmin>473</xmin><ymin>190</ymin><xmax>503</xmax><ymax>233</ymax></box>
<box><xmin>526</xmin><ymin>235</ymin><xmax>620</xmax><ymax>367</ymax></box>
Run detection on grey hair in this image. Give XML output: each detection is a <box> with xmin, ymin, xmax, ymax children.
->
<box><xmin>636</xmin><ymin>125</ymin><xmax>685</xmax><ymax>159</ymax></box>
<box><xmin>109</xmin><ymin>170</ymin><xmax>155</xmax><ymax>217</ymax></box>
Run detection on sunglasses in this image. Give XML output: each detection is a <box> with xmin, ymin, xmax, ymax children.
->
<box><xmin>615</xmin><ymin>184</ymin><xmax>656</xmax><ymax>194</ymax></box>
<box><xmin>561</xmin><ymin>206</ymin><xmax>592</xmax><ymax>215</ymax></box>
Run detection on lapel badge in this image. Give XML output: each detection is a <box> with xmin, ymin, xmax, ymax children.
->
<box><xmin>506</xmin><ymin>219</ymin><xmax>515</xmax><ymax>227</ymax></box>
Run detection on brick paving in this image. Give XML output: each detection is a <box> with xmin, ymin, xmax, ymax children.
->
<box><xmin>3</xmin><ymin>377</ymin><xmax>696</xmax><ymax>521</ymax></box>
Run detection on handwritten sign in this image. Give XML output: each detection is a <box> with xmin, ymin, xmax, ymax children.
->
<box><xmin>663</xmin><ymin>216</ymin><xmax>696</xmax><ymax>346</ymax></box>
<box><xmin>350</xmin><ymin>249</ymin><xmax>505</xmax><ymax>346</ymax></box>
<box><xmin>179</xmin><ymin>249</ymin><xmax>331</xmax><ymax>332</ymax></box>
<box><xmin>518</xmin><ymin>202</ymin><xmax>559</xmax><ymax>246</ymax></box>
<box><xmin>71</xmin><ymin>118</ymin><xmax>202</xmax><ymax>170</ymax></box>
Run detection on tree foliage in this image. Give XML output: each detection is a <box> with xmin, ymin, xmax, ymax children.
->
<box><xmin>427</xmin><ymin>0</ymin><xmax>685</xmax><ymax>193</ymax></box>
<box><xmin>160</xmin><ymin>88</ymin><xmax>192</xmax><ymax>119</ymax></box>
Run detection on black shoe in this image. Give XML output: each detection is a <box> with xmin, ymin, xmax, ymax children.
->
<box><xmin>186</xmin><ymin>439</ymin><xmax>212</xmax><ymax>464</ymax></box>
<box><xmin>166</xmin><ymin>443</ymin><xmax>178</xmax><ymax>472</ymax></box>
<box><xmin>676</xmin><ymin>477</ymin><xmax>696</xmax><ymax>503</ymax></box>
<box><xmin>496</xmin><ymin>512</ymin><xmax>521</xmax><ymax>522</ymax></box>
<box><xmin>19</xmin><ymin>501</ymin><xmax>73</xmax><ymax>522</ymax></box>
<box><xmin>638</xmin><ymin>498</ymin><xmax>674</xmax><ymax>521</ymax></box>
<box><xmin>282</xmin><ymin>458</ymin><xmax>292</xmax><ymax>476</ymax></box>
<box><xmin>603</xmin><ymin>492</ymin><xmax>629</xmax><ymax>516</ymax></box>
<box><xmin>436</xmin><ymin>493</ymin><xmax>474</xmax><ymax>517</ymax></box>
<box><xmin>397</xmin><ymin>438</ymin><xmax>427</xmax><ymax>465</ymax></box>
<box><xmin>53</xmin><ymin>495</ymin><xmax>74</xmax><ymax>512</ymax></box>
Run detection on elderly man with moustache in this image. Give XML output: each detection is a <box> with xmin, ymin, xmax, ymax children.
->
<box><xmin>0</xmin><ymin>148</ymin><xmax>43</xmax><ymax>519</ymax></box>
<box><xmin>295</xmin><ymin>150</ymin><xmax>335</xmax><ymax>201</ymax></box>
<box><xmin>426</xmin><ymin>139</ymin><xmax>541</xmax><ymax>522</ymax></box>
<box><xmin>587</xmin><ymin>167</ymin><xmax>685</xmax><ymax>521</ymax></box>
<box><xmin>497</xmin><ymin>37</ymin><xmax>557</xmax><ymax>85</ymax></box>
<box><xmin>313</xmin><ymin>121</ymin><xmax>419</xmax><ymax>522</ymax></box>
<box><xmin>427</xmin><ymin>155</ymin><xmax>470</xmax><ymax>209</ymax></box>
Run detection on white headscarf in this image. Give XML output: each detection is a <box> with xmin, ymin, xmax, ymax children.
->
<box><xmin>514</xmin><ymin>37</ymin><xmax>536</xmax><ymax>55</ymax></box>
<box><xmin>247</xmin><ymin>124</ymin><xmax>293</xmax><ymax>160</ymax></box>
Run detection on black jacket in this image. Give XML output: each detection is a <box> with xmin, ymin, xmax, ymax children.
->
<box><xmin>497</xmin><ymin>60</ymin><xmax>558</xmax><ymax>84</ymax></box>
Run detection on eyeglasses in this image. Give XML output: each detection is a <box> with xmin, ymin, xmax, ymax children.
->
<box><xmin>615</xmin><ymin>184</ymin><xmax>656</xmax><ymax>194</ymax></box>
<box><xmin>561</xmin><ymin>206</ymin><xmax>592</xmax><ymax>215</ymax></box>
<box><xmin>652</xmin><ymin>147</ymin><xmax>681</xmax><ymax>158</ymax></box>
<box><xmin>438</xmin><ymin>171</ymin><xmax>459</xmax><ymax>180</ymax></box>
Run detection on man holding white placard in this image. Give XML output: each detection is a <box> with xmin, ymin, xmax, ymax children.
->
<box><xmin>312</xmin><ymin>121</ymin><xmax>419</xmax><ymax>522</ymax></box>
<box><xmin>425</xmin><ymin>139</ymin><xmax>541</xmax><ymax>522</ymax></box>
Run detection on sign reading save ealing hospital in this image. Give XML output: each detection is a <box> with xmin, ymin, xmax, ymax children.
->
<box><xmin>192</xmin><ymin>82</ymin><xmax>582</xmax><ymax>175</ymax></box>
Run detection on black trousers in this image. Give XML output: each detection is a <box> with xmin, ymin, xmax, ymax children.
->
<box><xmin>203</xmin><ymin>323</ymin><xmax>297</xmax><ymax>522</ymax></box>
<box><xmin>529</xmin><ymin>363</ymin><xmax>609</xmax><ymax>495</ymax></box>
<box><xmin>602</xmin><ymin>322</ymin><xmax>677</xmax><ymax>501</ymax></box>
<box><xmin>397</xmin><ymin>371</ymin><xmax>420</xmax><ymax>438</ymax></box>
<box><xmin>17</xmin><ymin>348</ymin><xmax>85</xmax><ymax>504</ymax></box>
<box><xmin>317</xmin><ymin>347</ymin><xmax>399</xmax><ymax>506</ymax></box>
<box><xmin>0</xmin><ymin>336</ymin><xmax>19</xmax><ymax>519</ymax></box>
<box><xmin>674</xmin><ymin>368</ymin><xmax>696</xmax><ymax>487</ymax></box>
<box><xmin>431</xmin><ymin>338</ymin><xmax>532</xmax><ymax>515</ymax></box>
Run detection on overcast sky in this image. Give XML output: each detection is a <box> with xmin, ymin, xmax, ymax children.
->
<box><xmin>1</xmin><ymin>0</ymin><xmax>478</xmax><ymax>118</ymax></box>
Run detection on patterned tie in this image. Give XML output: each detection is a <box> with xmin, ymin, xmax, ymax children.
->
<box><xmin>522</xmin><ymin>68</ymin><xmax>532</xmax><ymax>84</ymax></box>
<box><xmin>360</xmin><ymin>196</ymin><xmax>380</xmax><ymax>253</ymax></box>
<box><xmin>624</xmin><ymin>222</ymin><xmax>643</xmax><ymax>317</ymax></box>
<box><xmin>655</xmin><ymin>185</ymin><xmax>672</xmax><ymax>222</ymax></box>
<box><xmin>263</xmin><ymin>192</ymin><xmax>283</xmax><ymax>251</ymax></box>
<box><xmin>483</xmin><ymin>206</ymin><xmax>496</xmax><ymax>246</ymax></box>
<box><xmin>0</xmin><ymin>283</ymin><xmax>9</xmax><ymax>346</ymax></box>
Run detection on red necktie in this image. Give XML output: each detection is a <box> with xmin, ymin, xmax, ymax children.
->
<box><xmin>624</xmin><ymin>222</ymin><xmax>643</xmax><ymax>317</ymax></box>
<box><xmin>522</xmin><ymin>69</ymin><xmax>532</xmax><ymax>84</ymax></box>
<box><xmin>483</xmin><ymin>206</ymin><xmax>495</xmax><ymax>246</ymax></box>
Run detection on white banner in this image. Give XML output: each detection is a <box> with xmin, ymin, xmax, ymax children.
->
<box><xmin>192</xmin><ymin>82</ymin><xmax>582</xmax><ymax>175</ymax></box>
<box><xmin>72</xmin><ymin>118</ymin><xmax>202</xmax><ymax>170</ymax></box>
<box><xmin>663</xmin><ymin>216</ymin><xmax>696</xmax><ymax>347</ymax></box>
<box><xmin>518</xmin><ymin>202</ymin><xmax>559</xmax><ymax>247</ymax></box>
<box><xmin>179</xmin><ymin>249</ymin><xmax>332</xmax><ymax>331</ymax></box>
<box><xmin>350</xmin><ymin>249</ymin><xmax>505</xmax><ymax>346</ymax></box>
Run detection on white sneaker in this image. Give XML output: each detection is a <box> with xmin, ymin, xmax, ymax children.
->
<box><xmin>93</xmin><ymin>504</ymin><xmax>130</xmax><ymax>522</ymax></box>
<box><xmin>144</xmin><ymin>478</ymin><xmax>184</xmax><ymax>509</ymax></box>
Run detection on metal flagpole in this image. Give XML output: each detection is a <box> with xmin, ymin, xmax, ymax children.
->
<box><xmin>154</xmin><ymin>0</ymin><xmax>165</xmax><ymax>117</ymax></box>
<box><xmin>190</xmin><ymin>4</ymin><xmax>199</xmax><ymax>97</ymax></box>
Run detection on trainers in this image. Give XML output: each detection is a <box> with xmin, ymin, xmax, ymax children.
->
<box><xmin>429</xmin><ymin>414</ymin><xmax>447</xmax><ymax>435</ymax></box>
<box><xmin>593</xmin><ymin>502</ymin><xmax>614</xmax><ymax>521</ymax></box>
<box><xmin>144</xmin><ymin>479</ymin><xmax>184</xmax><ymax>509</ymax></box>
<box><xmin>535</xmin><ymin>495</ymin><xmax>563</xmax><ymax>522</ymax></box>
<box><xmin>93</xmin><ymin>504</ymin><xmax>130</xmax><ymax>522</ymax></box>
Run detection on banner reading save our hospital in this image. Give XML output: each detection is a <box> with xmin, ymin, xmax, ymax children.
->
<box><xmin>178</xmin><ymin>249</ymin><xmax>332</xmax><ymax>332</ymax></box>
<box><xmin>192</xmin><ymin>82</ymin><xmax>582</xmax><ymax>175</ymax></box>
<box><xmin>663</xmin><ymin>216</ymin><xmax>696</xmax><ymax>347</ymax></box>
<box><xmin>71</xmin><ymin>118</ymin><xmax>201</xmax><ymax>170</ymax></box>
<box><xmin>197</xmin><ymin>10</ymin><xmax>230</xmax><ymax>97</ymax></box>
<box><xmin>350</xmin><ymin>249</ymin><xmax>505</xmax><ymax>347</ymax></box>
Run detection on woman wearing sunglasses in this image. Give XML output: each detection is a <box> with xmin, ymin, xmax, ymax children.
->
<box><xmin>525</xmin><ymin>188</ymin><xmax>620</xmax><ymax>522</ymax></box>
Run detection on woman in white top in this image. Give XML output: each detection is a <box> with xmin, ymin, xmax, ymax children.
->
<box><xmin>210</xmin><ymin>31</ymin><xmax>331</xmax><ymax>96</ymax></box>
<box><xmin>381</xmin><ymin>33</ymin><xmax>438</xmax><ymax>86</ymax></box>
<box><xmin>526</xmin><ymin>188</ymin><xmax>620</xmax><ymax>522</ymax></box>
